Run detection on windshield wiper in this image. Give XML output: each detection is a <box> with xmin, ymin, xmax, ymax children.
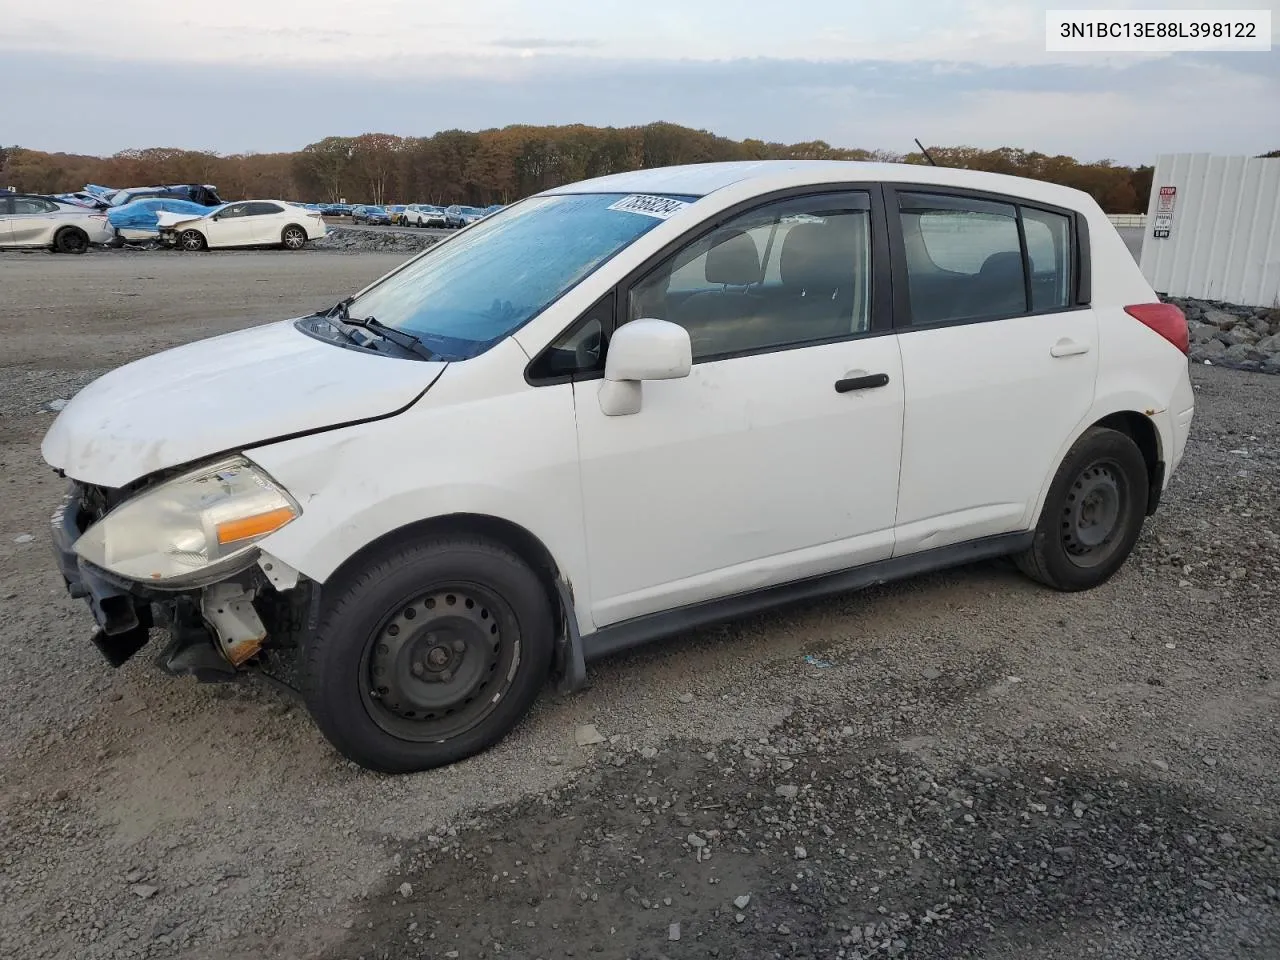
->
<box><xmin>342</xmin><ymin>315</ymin><xmax>436</xmax><ymax>361</ymax></box>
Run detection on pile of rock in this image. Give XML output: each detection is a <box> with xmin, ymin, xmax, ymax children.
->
<box><xmin>312</xmin><ymin>227</ymin><xmax>442</xmax><ymax>254</ymax></box>
<box><xmin>1163</xmin><ymin>296</ymin><xmax>1280</xmax><ymax>374</ymax></box>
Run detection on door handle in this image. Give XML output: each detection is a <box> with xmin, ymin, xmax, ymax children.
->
<box><xmin>834</xmin><ymin>373</ymin><xmax>890</xmax><ymax>393</ymax></box>
<box><xmin>1050</xmin><ymin>338</ymin><xmax>1090</xmax><ymax>358</ymax></box>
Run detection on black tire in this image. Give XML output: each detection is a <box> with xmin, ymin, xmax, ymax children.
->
<box><xmin>301</xmin><ymin>536</ymin><xmax>556</xmax><ymax>773</ymax></box>
<box><xmin>54</xmin><ymin>227</ymin><xmax>89</xmax><ymax>254</ymax></box>
<box><xmin>178</xmin><ymin>229</ymin><xmax>206</xmax><ymax>252</ymax></box>
<box><xmin>1015</xmin><ymin>426</ymin><xmax>1149</xmax><ymax>592</ymax></box>
<box><xmin>281</xmin><ymin>224</ymin><xmax>307</xmax><ymax>250</ymax></box>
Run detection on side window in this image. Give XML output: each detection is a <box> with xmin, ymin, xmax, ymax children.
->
<box><xmin>626</xmin><ymin>191</ymin><xmax>873</xmax><ymax>361</ymax></box>
<box><xmin>898</xmin><ymin>193</ymin><xmax>1026</xmax><ymax>325</ymax></box>
<box><xmin>249</xmin><ymin>202</ymin><xmax>284</xmax><ymax>215</ymax></box>
<box><xmin>1021</xmin><ymin>207</ymin><xmax>1071</xmax><ymax>311</ymax></box>
<box><xmin>13</xmin><ymin>197</ymin><xmax>57</xmax><ymax>214</ymax></box>
<box><xmin>219</xmin><ymin>204</ymin><xmax>247</xmax><ymax>219</ymax></box>
<box><xmin>527</xmin><ymin>292</ymin><xmax>614</xmax><ymax>381</ymax></box>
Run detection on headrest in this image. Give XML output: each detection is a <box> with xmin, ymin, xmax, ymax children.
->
<box><xmin>779</xmin><ymin>222</ymin><xmax>852</xmax><ymax>290</ymax></box>
<box><xmin>978</xmin><ymin>250</ymin><xmax>1024</xmax><ymax>279</ymax></box>
<box><xmin>704</xmin><ymin>230</ymin><xmax>761</xmax><ymax>285</ymax></box>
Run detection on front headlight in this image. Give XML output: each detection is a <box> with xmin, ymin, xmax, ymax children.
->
<box><xmin>74</xmin><ymin>456</ymin><xmax>300</xmax><ymax>588</ymax></box>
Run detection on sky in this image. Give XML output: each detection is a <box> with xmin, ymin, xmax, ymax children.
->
<box><xmin>1</xmin><ymin>0</ymin><xmax>1277</xmax><ymax>164</ymax></box>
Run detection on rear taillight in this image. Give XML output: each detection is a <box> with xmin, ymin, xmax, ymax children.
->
<box><xmin>1124</xmin><ymin>302</ymin><xmax>1188</xmax><ymax>355</ymax></box>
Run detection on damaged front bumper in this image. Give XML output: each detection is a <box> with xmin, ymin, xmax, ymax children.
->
<box><xmin>51</xmin><ymin>483</ymin><xmax>312</xmax><ymax>684</ymax></box>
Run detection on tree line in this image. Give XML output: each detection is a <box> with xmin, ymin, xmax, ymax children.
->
<box><xmin>3</xmin><ymin>123</ymin><xmax>1276</xmax><ymax>214</ymax></box>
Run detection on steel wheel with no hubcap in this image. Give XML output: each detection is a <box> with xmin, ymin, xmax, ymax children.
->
<box><xmin>360</xmin><ymin>584</ymin><xmax>520</xmax><ymax>743</ymax></box>
<box><xmin>1061</xmin><ymin>459</ymin><xmax>1128</xmax><ymax>568</ymax></box>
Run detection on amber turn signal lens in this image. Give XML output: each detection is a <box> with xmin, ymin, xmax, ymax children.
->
<box><xmin>216</xmin><ymin>506</ymin><xmax>296</xmax><ymax>545</ymax></box>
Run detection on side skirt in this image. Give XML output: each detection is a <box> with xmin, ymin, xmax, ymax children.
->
<box><xmin>574</xmin><ymin>531</ymin><xmax>1034</xmax><ymax>667</ymax></box>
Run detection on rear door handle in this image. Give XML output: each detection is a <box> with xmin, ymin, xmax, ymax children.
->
<box><xmin>834</xmin><ymin>373</ymin><xmax>890</xmax><ymax>393</ymax></box>
<box><xmin>1050</xmin><ymin>338</ymin><xmax>1090</xmax><ymax>358</ymax></box>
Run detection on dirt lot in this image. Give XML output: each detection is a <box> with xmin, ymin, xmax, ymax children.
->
<box><xmin>1</xmin><ymin>250</ymin><xmax>1278</xmax><ymax>960</ymax></box>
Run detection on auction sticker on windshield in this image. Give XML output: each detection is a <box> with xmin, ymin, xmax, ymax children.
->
<box><xmin>607</xmin><ymin>195</ymin><xmax>691</xmax><ymax>219</ymax></box>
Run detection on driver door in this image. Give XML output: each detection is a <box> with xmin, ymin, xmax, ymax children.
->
<box><xmin>565</xmin><ymin>188</ymin><xmax>906</xmax><ymax>629</ymax></box>
<box><xmin>203</xmin><ymin>203</ymin><xmax>250</xmax><ymax>247</ymax></box>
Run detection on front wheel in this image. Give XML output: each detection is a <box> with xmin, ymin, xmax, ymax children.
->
<box><xmin>178</xmin><ymin>229</ymin><xmax>206</xmax><ymax>252</ymax></box>
<box><xmin>301</xmin><ymin>536</ymin><xmax>556</xmax><ymax>773</ymax></box>
<box><xmin>1015</xmin><ymin>426</ymin><xmax>1149</xmax><ymax>592</ymax></box>
<box><xmin>281</xmin><ymin>225</ymin><xmax>307</xmax><ymax>250</ymax></box>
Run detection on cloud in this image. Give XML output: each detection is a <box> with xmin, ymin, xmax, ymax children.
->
<box><xmin>0</xmin><ymin>44</ymin><xmax>1274</xmax><ymax>164</ymax></box>
<box><xmin>489</xmin><ymin>38</ymin><xmax>604</xmax><ymax>50</ymax></box>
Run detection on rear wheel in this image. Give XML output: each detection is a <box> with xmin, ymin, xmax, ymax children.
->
<box><xmin>1015</xmin><ymin>426</ymin><xmax>1149</xmax><ymax>591</ymax></box>
<box><xmin>281</xmin><ymin>225</ymin><xmax>307</xmax><ymax>250</ymax></box>
<box><xmin>301</xmin><ymin>536</ymin><xmax>556</xmax><ymax>773</ymax></box>
<box><xmin>178</xmin><ymin>229</ymin><xmax>206</xmax><ymax>252</ymax></box>
<box><xmin>54</xmin><ymin>227</ymin><xmax>89</xmax><ymax>254</ymax></box>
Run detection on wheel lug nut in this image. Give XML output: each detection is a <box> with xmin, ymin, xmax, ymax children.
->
<box><xmin>439</xmin><ymin>669</ymin><xmax>453</xmax><ymax>683</ymax></box>
<box><xmin>452</xmin><ymin>640</ymin><xmax>465</xmax><ymax>653</ymax></box>
<box><xmin>411</xmin><ymin>662</ymin><xmax>424</xmax><ymax>677</ymax></box>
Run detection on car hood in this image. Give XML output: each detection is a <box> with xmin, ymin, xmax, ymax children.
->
<box><xmin>155</xmin><ymin>210</ymin><xmax>207</xmax><ymax>228</ymax></box>
<box><xmin>41</xmin><ymin>318</ymin><xmax>445</xmax><ymax>488</ymax></box>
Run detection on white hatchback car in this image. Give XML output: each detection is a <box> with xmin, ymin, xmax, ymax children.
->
<box><xmin>156</xmin><ymin>199</ymin><xmax>326</xmax><ymax>251</ymax></box>
<box><xmin>42</xmin><ymin>161</ymin><xmax>1194</xmax><ymax>773</ymax></box>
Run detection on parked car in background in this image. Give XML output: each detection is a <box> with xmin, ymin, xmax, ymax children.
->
<box><xmin>444</xmin><ymin>204</ymin><xmax>486</xmax><ymax>228</ymax></box>
<box><xmin>320</xmin><ymin>203</ymin><xmax>354</xmax><ymax>217</ymax></box>
<box><xmin>387</xmin><ymin>205</ymin><xmax>408</xmax><ymax>224</ymax></box>
<box><xmin>412</xmin><ymin>204</ymin><xmax>453</xmax><ymax>229</ymax></box>
<box><xmin>1</xmin><ymin>193</ymin><xmax>114</xmax><ymax>252</ymax></box>
<box><xmin>404</xmin><ymin>204</ymin><xmax>448</xmax><ymax>228</ymax></box>
<box><xmin>156</xmin><ymin>200</ymin><xmax>326</xmax><ymax>251</ymax></box>
<box><xmin>351</xmin><ymin>205</ymin><xmax>392</xmax><ymax>225</ymax></box>
<box><xmin>109</xmin><ymin>184</ymin><xmax>224</xmax><ymax>208</ymax></box>
<box><xmin>54</xmin><ymin>191</ymin><xmax>111</xmax><ymax>210</ymax></box>
<box><xmin>107</xmin><ymin>197</ymin><xmax>218</xmax><ymax>244</ymax></box>
<box><xmin>37</xmin><ymin>160</ymin><xmax>1194</xmax><ymax>774</ymax></box>
<box><xmin>481</xmin><ymin>204</ymin><xmax>505</xmax><ymax>218</ymax></box>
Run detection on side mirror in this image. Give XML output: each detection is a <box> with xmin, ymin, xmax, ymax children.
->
<box><xmin>598</xmin><ymin>318</ymin><xmax>692</xmax><ymax>416</ymax></box>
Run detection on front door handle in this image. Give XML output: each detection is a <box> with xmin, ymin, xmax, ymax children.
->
<box><xmin>1050</xmin><ymin>338</ymin><xmax>1090</xmax><ymax>358</ymax></box>
<box><xmin>835</xmin><ymin>373</ymin><xmax>890</xmax><ymax>393</ymax></box>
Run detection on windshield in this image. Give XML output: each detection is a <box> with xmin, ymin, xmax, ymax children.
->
<box><xmin>345</xmin><ymin>192</ymin><xmax>693</xmax><ymax>360</ymax></box>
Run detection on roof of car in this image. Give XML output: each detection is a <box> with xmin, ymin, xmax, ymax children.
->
<box><xmin>542</xmin><ymin>160</ymin><xmax>1092</xmax><ymax>208</ymax></box>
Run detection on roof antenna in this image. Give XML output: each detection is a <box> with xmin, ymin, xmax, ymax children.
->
<box><xmin>914</xmin><ymin>138</ymin><xmax>937</xmax><ymax>166</ymax></box>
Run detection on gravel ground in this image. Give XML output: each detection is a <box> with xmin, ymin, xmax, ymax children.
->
<box><xmin>0</xmin><ymin>253</ymin><xmax>1277</xmax><ymax>960</ymax></box>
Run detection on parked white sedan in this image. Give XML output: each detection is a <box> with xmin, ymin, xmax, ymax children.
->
<box><xmin>157</xmin><ymin>200</ymin><xmax>326</xmax><ymax>251</ymax></box>
<box><xmin>0</xmin><ymin>193</ymin><xmax>114</xmax><ymax>253</ymax></box>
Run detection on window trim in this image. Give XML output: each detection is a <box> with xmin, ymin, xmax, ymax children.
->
<box><xmin>884</xmin><ymin>184</ymin><xmax>1092</xmax><ymax>332</ymax></box>
<box><xmin>524</xmin><ymin>181</ymin><xmax>895</xmax><ymax>385</ymax></box>
<box><xmin>524</xmin><ymin>290</ymin><xmax>616</xmax><ymax>387</ymax></box>
<box><xmin>12</xmin><ymin>196</ymin><xmax>58</xmax><ymax>215</ymax></box>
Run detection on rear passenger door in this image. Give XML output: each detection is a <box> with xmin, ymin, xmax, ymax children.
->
<box><xmin>887</xmin><ymin>188</ymin><xmax>1098</xmax><ymax>555</ymax></box>
<box><xmin>241</xmin><ymin>202</ymin><xmax>286</xmax><ymax>245</ymax></box>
